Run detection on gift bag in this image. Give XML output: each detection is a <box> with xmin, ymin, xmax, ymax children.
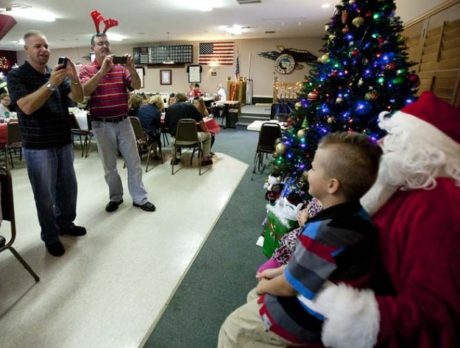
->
<box><xmin>262</xmin><ymin>198</ymin><xmax>301</xmax><ymax>258</ymax></box>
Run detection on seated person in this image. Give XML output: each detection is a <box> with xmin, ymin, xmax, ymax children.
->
<box><xmin>128</xmin><ymin>93</ymin><xmax>144</xmax><ymax>116</ymax></box>
<box><xmin>193</xmin><ymin>97</ymin><xmax>210</xmax><ymax>117</ymax></box>
<box><xmin>138</xmin><ymin>95</ymin><xmax>162</xmax><ymax>137</ymax></box>
<box><xmin>216</xmin><ymin>83</ymin><xmax>226</xmax><ymax>102</ymax></box>
<box><xmin>165</xmin><ymin>92</ymin><xmax>212</xmax><ymax>166</ymax></box>
<box><xmin>189</xmin><ymin>83</ymin><xmax>202</xmax><ymax>98</ymax></box>
<box><xmin>313</xmin><ymin>92</ymin><xmax>460</xmax><ymax>348</ymax></box>
<box><xmin>138</xmin><ymin>95</ymin><xmax>163</xmax><ymax>160</ymax></box>
<box><xmin>0</xmin><ymin>93</ymin><xmax>11</xmax><ymax>120</ymax></box>
<box><xmin>193</xmin><ymin>97</ymin><xmax>215</xmax><ymax>153</ymax></box>
<box><xmin>218</xmin><ymin>132</ymin><xmax>382</xmax><ymax>347</ymax></box>
<box><xmin>168</xmin><ymin>92</ymin><xmax>177</xmax><ymax>106</ymax></box>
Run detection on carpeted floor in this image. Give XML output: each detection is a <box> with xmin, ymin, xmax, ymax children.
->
<box><xmin>144</xmin><ymin>128</ymin><xmax>269</xmax><ymax>347</ymax></box>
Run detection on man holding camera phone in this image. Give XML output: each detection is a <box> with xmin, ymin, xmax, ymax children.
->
<box><xmin>79</xmin><ymin>33</ymin><xmax>155</xmax><ymax>213</ymax></box>
<box><xmin>7</xmin><ymin>30</ymin><xmax>86</xmax><ymax>257</ymax></box>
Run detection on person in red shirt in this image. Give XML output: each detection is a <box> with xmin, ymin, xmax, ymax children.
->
<box><xmin>79</xmin><ymin>34</ymin><xmax>155</xmax><ymax>213</ymax></box>
<box><xmin>315</xmin><ymin>91</ymin><xmax>460</xmax><ymax>348</ymax></box>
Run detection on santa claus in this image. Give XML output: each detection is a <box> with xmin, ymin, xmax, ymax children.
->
<box><xmin>316</xmin><ymin>91</ymin><xmax>460</xmax><ymax>348</ymax></box>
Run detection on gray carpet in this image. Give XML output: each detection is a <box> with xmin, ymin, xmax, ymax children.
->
<box><xmin>144</xmin><ymin>128</ymin><xmax>269</xmax><ymax>347</ymax></box>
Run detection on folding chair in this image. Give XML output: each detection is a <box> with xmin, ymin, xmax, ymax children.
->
<box><xmin>161</xmin><ymin>128</ymin><xmax>170</xmax><ymax>147</ymax></box>
<box><xmin>129</xmin><ymin>116</ymin><xmax>163</xmax><ymax>172</ymax></box>
<box><xmin>2</xmin><ymin>122</ymin><xmax>22</xmax><ymax>169</ymax></box>
<box><xmin>171</xmin><ymin>119</ymin><xmax>204</xmax><ymax>175</ymax></box>
<box><xmin>70</xmin><ymin>112</ymin><xmax>93</xmax><ymax>158</ymax></box>
<box><xmin>252</xmin><ymin>122</ymin><xmax>282</xmax><ymax>175</ymax></box>
<box><xmin>0</xmin><ymin>166</ymin><xmax>40</xmax><ymax>282</ymax></box>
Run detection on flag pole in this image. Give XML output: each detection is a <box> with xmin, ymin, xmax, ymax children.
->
<box><xmin>248</xmin><ymin>52</ymin><xmax>251</xmax><ymax>79</ymax></box>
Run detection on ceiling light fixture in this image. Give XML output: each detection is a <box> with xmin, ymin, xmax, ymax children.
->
<box><xmin>199</xmin><ymin>5</ymin><xmax>213</xmax><ymax>12</ymax></box>
<box><xmin>221</xmin><ymin>25</ymin><xmax>249</xmax><ymax>35</ymax></box>
<box><xmin>107</xmin><ymin>33</ymin><xmax>124</xmax><ymax>42</ymax></box>
<box><xmin>2</xmin><ymin>7</ymin><xmax>56</xmax><ymax>22</ymax></box>
<box><xmin>321</xmin><ymin>3</ymin><xmax>331</xmax><ymax>9</ymax></box>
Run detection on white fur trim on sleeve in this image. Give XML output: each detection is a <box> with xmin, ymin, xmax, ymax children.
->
<box><xmin>315</xmin><ymin>283</ymin><xmax>380</xmax><ymax>348</ymax></box>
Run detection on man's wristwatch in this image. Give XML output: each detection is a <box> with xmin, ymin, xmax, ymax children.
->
<box><xmin>46</xmin><ymin>82</ymin><xmax>57</xmax><ymax>92</ymax></box>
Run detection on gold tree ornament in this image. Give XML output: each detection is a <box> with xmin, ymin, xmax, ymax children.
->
<box><xmin>275</xmin><ymin>143</ymin><xmax>286</xmax><ymax>155</ymax></box>
<box><xmin>319</xmin><ymin>53</ymin><xmax>330</xmax><ymax>64</ymax></box>
<box><xmin>352</xmin><ymin>16</ymin><xmax>365</xmax><ymax>27</ymax></box>
<box><xmin>365</xmin><ymin>91</ymin><xmax>379</xmax><ymax>100</ymax></box>
<box><xmin>297</xmin><ymin>129</ymin><xmax>306</xmax><ymax>138</ymax></box>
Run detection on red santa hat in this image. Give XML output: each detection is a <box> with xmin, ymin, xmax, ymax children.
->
<box><xmin>387</xmin><ymin>91</ymin><xmax>460</xmax><ymax>159</ymax></box>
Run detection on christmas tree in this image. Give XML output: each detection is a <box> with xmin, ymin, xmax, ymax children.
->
<box><xmin>272</xmin><ymin>0</ymin><xmax>420</xmax><ymax>182</ymax></box>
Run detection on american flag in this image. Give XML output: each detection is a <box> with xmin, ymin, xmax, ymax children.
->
<box><xmin>199</xmin><ymin>42</ymin><xmax>234</xmax><ymax>65</ymax></box>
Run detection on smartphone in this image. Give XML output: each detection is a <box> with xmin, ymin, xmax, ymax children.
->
<box><xmin>112</xmin><ymin>56</ymin><xmax>127</xmax><ymax>64</ymax></box>
<box><xmin>58</xmin><ymin>56</ymin><xmax>68</xmax><ymax>69</ymax></box>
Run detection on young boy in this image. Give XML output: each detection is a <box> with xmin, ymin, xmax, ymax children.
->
<box><xmin>218</xmin><ymin>132</ymin><xmax>382</xmax><ymax>347</ymax></box>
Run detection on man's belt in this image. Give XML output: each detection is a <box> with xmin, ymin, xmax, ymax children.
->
<box><xmin>92</xmin><ymin>116</ymin><xmax>127</xmax><ymax>123</ymax></box>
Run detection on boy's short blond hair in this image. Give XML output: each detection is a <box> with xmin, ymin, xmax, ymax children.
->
<box><xmin>318</xmin><ymin>132</ymin><xmax>382</xmax><ymax>201</ymax></box>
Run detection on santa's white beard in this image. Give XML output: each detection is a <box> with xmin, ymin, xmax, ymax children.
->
<box><xmin>360</xmin><ymin>163</ymin><xmax>398</xmax><ymax>216</ymax></box>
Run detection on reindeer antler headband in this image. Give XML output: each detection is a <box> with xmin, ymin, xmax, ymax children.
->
<box><xmin>91</xmin><ymin>10</ymin><xmax>119</xmax><ymax>34</ymax></box>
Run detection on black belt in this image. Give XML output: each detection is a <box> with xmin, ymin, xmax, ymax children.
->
<box><xmin>92</xmin><ymin>116</ymin><xmax>127</xmax><ymax>123</ymax></box>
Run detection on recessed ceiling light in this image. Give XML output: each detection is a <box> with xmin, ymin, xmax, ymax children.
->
<box><xmin>199</xmin><ymin>6</ymin><xmax>213</xmax><ymax>12</ymax></box>
<box><xmin>220</xmin><ymin>25</ymin><xmax>249</xmax><ymax>35</ymax></box>
<box><xmin>107</xmin><ymin>33</ymin><xmax>124</xmax><ymax>42</ymax></box>
<box><xmin>321</xmin><ymin>3</ymin><xmax>331</xmax><ymax>9</ymax></box>
<box><xmin>5</xmin><ymin>8</ymin><xmax>56</xmax><ymax>22</ymax></box>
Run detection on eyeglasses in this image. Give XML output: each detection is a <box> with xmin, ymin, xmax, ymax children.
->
<box><xmin>95</xmin><ymin>41</ymin><xmax>110</xmax><ymax>47</ymax></box>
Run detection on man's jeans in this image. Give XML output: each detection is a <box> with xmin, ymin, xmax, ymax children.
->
<box><xmin>23</xmin><ymin>144</ymin><xmax>78</xmax><ymax>244</ymax></box>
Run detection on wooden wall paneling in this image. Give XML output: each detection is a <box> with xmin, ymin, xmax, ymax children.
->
<box><xmin>402</xmin><ymin>2</ymin><xmax>460</xmax><ymax>106</ymax></box>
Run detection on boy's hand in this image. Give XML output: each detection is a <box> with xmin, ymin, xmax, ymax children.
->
<box><xmin>256</xmin><ymin>278</ymin><xmax>268</xmax><ymax>295</ymax></box>
<box><xmin>297</xmin><ymin>207</ymin><xmax>309</xmax><ymax>226</ymax></box>
<box><xmin>256</xmin><ymin>265</ymin><xmax>286</xmax><ymax>280</ymax></box>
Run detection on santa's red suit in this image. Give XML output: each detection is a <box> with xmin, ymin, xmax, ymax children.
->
<box><xmin>373</xmin><ymin>178</ymin><xmax>460</xmax><ymax>347</ymax></box>
<box><xmin>315</xmin><ymin>92</ymin><xmax>460</xmax><ymax>348</ymax></box>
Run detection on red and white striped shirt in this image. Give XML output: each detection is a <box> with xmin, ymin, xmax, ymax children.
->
<box><xmin>79</xmin><ymin>61</ymin><xmax>132</xmax><ymax>119</ymax></box>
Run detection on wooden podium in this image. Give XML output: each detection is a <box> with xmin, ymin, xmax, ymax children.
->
<box><xmin>227</xmin><ymin>80</ymin><xmax>246</xmax><ymax>104</ymax></box>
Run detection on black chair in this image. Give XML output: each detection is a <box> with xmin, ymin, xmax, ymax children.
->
<box><xmin>129</xmin><ymin>116</ymin><xmax>163</xmax><ymax>172</ymax></box>
<box><xmin>70</xmin><ymin>112</ymin><xmax>93</xmax><ymax>158</ymax></box>
<box><xmin>252</xmin><ymin>122</ymin><xmax>282</xmax><ymax>175</ymax></box>
<box><xmin>0</xmin><ymin>166</ymin><xmax>40</xmax><ymax>282</ymax></box>
<box><xmin>161</xmin><ymin>127</ymin><xmax>170</xmax><ymax>147</ymax></box>
<box><xmin>172</xmin><ymin>119</ymin><xmax>205</xmax><ymax>175</ymax></box>
<box><xmin>1</xmin><ymin>122</ymin><xmax>22</xmax><ymax>169</ymax></box>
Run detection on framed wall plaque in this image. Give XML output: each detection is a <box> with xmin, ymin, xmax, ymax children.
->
<box><xmin>136</xmin><ymin>67</ymin><xmax>145</xmax><ymax>88</ymax></box>
<box><xmin>188</xmin><ymin>65</ymin><xmax>201</xmax><ymax>83</ymax></box>
<box><xmin>160</xmin><ymin>69</ymin><xmax>172</xmax><ymax>85</ymax></box>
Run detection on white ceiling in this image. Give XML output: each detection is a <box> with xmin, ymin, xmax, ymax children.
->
<box><xmin>0</xmin><ymin>0</ymin><xmax>444</xmax><ymax>50</ymax></box>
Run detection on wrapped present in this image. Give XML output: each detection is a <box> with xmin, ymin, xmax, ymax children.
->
<box><xmin>262</xmin><ymin>197</ymin><xmax>301</xmax><ymax>258</ymax></box>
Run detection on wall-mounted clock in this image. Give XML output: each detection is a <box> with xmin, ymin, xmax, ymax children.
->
<box><xmin>274</xmin><ymin>54</ymin><xmax>296</xmax><ymax>74</ymax></box>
